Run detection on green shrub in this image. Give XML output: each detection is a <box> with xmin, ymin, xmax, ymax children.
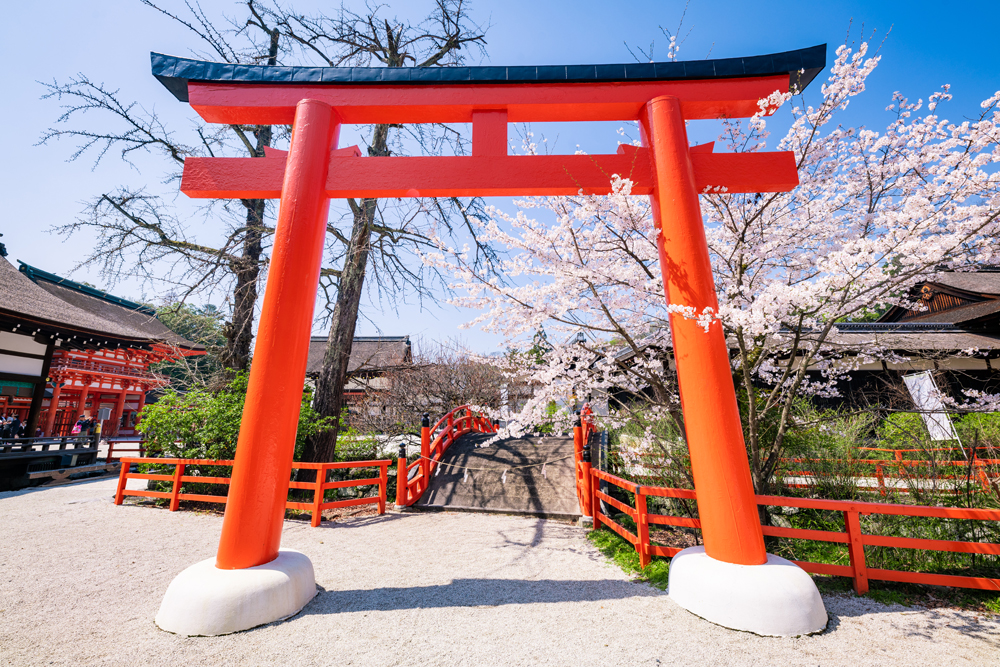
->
<box><xmin>879</xmin><ymin>412</ymin><xmax>934</xmax><ymax>451</ymax></box>
<box><xmin>136</xmin><ymin>372</ymin><xmax>335</xmax><ymax>498</ymax></box>
<box><xmin>956</xmin><ymin>413</ymin><xmax>1000</xmax><ymax>454</ymax></box>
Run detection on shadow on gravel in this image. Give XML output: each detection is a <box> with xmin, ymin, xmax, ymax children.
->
<box><xmin>823</xmin><ymin>597</ymin><xmax>1000</xmax><ymax>646</ymax></box>
<box><xmin>305</xmin><ymin>577</ymin><xmax>661</xmax><ymax>614</ymax></box>
<box><xmin>311</xmin><ymin>513</ymin><xmax>410</xmax><ymax>529</ymax></box>
<box><xmin>0</xmin><ymin>474</ymin><xmax>117</xmax><ymax>500</ymax></box>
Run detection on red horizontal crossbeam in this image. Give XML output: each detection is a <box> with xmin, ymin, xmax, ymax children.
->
<box><xmin>187</xmin><ymin>75</ymin><xmax>790</xmax><ymax>125</ymax></box>
<box><xmin>181</xmin><ymin>146</ymin><xmax>799</xmax><ymax>199</ymax></box>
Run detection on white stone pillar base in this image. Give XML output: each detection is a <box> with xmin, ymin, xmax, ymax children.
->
<box><xmin>668</xmin><ymin>546</ymin><xmax>828</xmax><ymax>637</ymax></box>
<box><xmin>156</xmin><ymin>549</ymin><xmax>316</xmax><ymax>636</ymax></box>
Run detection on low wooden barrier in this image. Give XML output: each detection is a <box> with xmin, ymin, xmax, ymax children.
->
<box><xmin>780</xmin><ymin>455</ymin><xmax>1000</xmax><ymax>496</ymax></box>
<box><xmin>622</xmin><ymin>448</ymin><xmax>1000</xmax><ymax>497</ymax></box>
<box><xmin>114</xmin><ymin>457</ymin><xmax>390</xmax><ymax>527</ymax></box>
<box><xmin>105</xmin><ymin>440</ymin><xmax>147</xmax><ymax>463</ymax></box>
<box><xmin>590</xmin><ymin>468</ymin><xmax>1000</xmax><ymax>595</ymax></box>
<box><xmin>396</xmin><ymin>405</ymin><xmax>497</xmax><ymax>507</ymax></box>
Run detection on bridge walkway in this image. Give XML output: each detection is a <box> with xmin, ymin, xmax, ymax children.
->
<box><xmin>414</xmin><ymin>431</ymin><xmax>582</xmax><ymax>520</ymax></box>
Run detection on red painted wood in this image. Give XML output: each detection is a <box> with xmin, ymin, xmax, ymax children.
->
<box><xmin>755</xmin><ymin>494</ymin><xmax>1000</xmax><ymax>520</ymax></box>
<box><xmin>215</xmin><ymin>100</ymin><xmax>341</xmax><ymax>570</ymax></box>
<box><xmin>180</xmin><ymin>150</ymin><xmax>798</xmax><ymax>199</ymax></box>
<box><xmin>761</xmin><ymin>525</ymin><xmax>849</xmax><ymax>544</ymax></box>
<box><xmin>642</xmin><ymin>94</ymin><xmax>766</xmax><ymax>566</ymax></box>
<box><xmin>866</xmin><ymin>568</ymin><xmax>1000</xmax><ymax>591</ymax></box>
<box><xmin>862</xmin><ymin>533</ymin><xmax>1000</xmax><ymax>555</ymax></box>
<box><xmin>472</xmin><ymin>109</ymin><xmax>508</xmax><ymax>156</ymax></box>
<box><xmin>187</xmin><ymin>76</ymin><xmax>791</xmax><ymax>125</ymax></box>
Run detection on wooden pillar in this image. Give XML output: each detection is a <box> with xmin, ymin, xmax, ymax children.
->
<box><xmin>215</xmin><ymin>99</ymin><xmax>340</xmax><ymax>570</ymax></box>
<box><xmin>25</xmin><ymin>341</ymin><xmax>55</xmax><ymax>437</ymax></box>
<box><xmin>639</xmin><ymin>95</ymin><xmax>766</xmax><ymax>566</ymax></box>
<box><xmin>110</xmin><ymin>386</ymin><xmax>128</xmax><ymax>437</ymax></box>
<box><xmin>134</xmin><ymin>388</ymin><xmax>147</xmax><ymax>430</ymax></box>
<box><xmin>42</xmin><ymin>377</ymin><xmax>63</xmax><ymax>436</ymax></box>
<box><xmin>74</xmin><ymin>380</ymin><xmax>91</xmax><ymax>422</ymax></box>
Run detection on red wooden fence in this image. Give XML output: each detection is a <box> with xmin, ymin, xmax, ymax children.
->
<box><xmin>115</xmin><ymin>457</ymin><xmax>390</xmax><ymax>527</ymax></box>
<box><xmin>589</xmin><ymin>467</ymin><xmax>1000</xmax><ymax>594</ymax></box>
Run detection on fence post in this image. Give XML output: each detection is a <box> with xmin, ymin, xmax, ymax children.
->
<box><xmin>876</xmin><ymin>463</ymin><xmax>886</xmax><ymax>497</ymax></box>
<box><xmin>378</xmin><ymin>462</ymin><xmax>387</xmax><ymax>514</ymax></box>
<box><xmin>114</xmin><ymin>458</ymin><xmax>130</xmax><ymax>505</ymax></box>
<box><xmin>107</xmin><ymin>441</ymin><xmax>116</xmax><ymax>463</ymax></box>
<box><xmin>635</xmin><ymin>484</ymin><xmax>651</xmax><ymax>568</ymax></box>
<box><xmin>311</xmin><ymin>465</ymin><xmax>325</xmax><ymax>528</ymax></box>
<box><xmin>844</xmin><ymin>510</ymin><xmax>869</xmax><ymax>595</ymax></box>
<box><xmin>395</xmin><ymin>444</ymin><xmax>408</xmax><ymax>508</ymax></box>
<box><xmin>421</xmin><ymin>413</ymin><xmax>431</xmax><ymax>492</ymax></box>
<box><xmin>169</xmin><ymin>463</ymin><xmax>185</xmax><ymax>512</ymax></box>
<box><xmin>493</xmin><ymin>418</ymin><xmax>500</xmax><ymax>433</ymax></box>
<box><xmin>591</xmin><ymin>468</ymin><xmax>602</xmax><ymax>531</ymax></box>
<box><xmin>580</xmin><ymin>443</ymin><xmax>593</xmax><ymax>519</ymax></box>
<box><xmin>975</xmin><ymin>459</ymin><xmax>991</xmax><ymax>494</ymax></box>
<box><xmin>573</xmin><ymin>412</ymin><xmax>583</xmax><ymax>463</ymax></box>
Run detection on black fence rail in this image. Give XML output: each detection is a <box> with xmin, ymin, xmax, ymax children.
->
<box><xmin>0</xmin><ymin>434</ymin><xmax>104</xmax><ymax>489</ymax></box>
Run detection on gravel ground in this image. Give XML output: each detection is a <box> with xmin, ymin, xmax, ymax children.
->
<box><xmin>1</xmin><ymin>477</ymin><xmax>998</xmax><ymax>667</ymax></box>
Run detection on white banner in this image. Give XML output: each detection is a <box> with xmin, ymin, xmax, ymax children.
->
<box><xmin>903</xmin><ymin>372</ymin><xmax>959</xmax><ymax>442</ymax></box>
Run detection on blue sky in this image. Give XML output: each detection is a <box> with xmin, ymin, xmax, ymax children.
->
<box><xmin>3</xmin><ymin>0</ymin><xmax>999</xmax><ymax>353</ymax></box>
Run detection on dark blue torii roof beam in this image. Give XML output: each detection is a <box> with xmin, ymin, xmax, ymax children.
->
<box><xmin>152</xmin><ymin>44</ymin><xmax>827</xmax><ymax>103</ymax></box>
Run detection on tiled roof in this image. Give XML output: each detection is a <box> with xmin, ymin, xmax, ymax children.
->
<box><xmin>929</xmin><ymin>272</ymin><xmax>1000</xmax><ymax>296</ymax></box>
<box><xmin>306</xmin><ymin>336</ymin><xmax>411</xmax><ymax>376</ymax></box>
<box><xmin>0</xmin><ymin>258</ymin><xmax>149</xmax><ymax>343</ymax></box>
<box><xmin>31</xmin><ymin>280</ymin><xmax>202</xmax><ymax>351</ymax></box>
<box><xmin>0</xmin><ymin>259</ymin><xmax>203</xmax><ymax>351</ymax></box>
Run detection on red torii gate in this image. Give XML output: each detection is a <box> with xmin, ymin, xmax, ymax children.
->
<box><xmin>152</xmin><ymin>45</ymin><xmax>829</xmax><ymax>637</ymax></box>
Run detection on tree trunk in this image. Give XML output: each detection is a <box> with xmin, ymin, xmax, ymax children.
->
<box><xmin>220</xmin><ymin>197</ymin><xmax>265</xmax><ymax>375</ymax></box>
<box><xmin>218</xmin><ymin>30</ymin><xmax>279</xmax><ymax>379</ymax></box>
<box><xmin>303</xmin><ymin>123</ymin><xmax>389</xmax><ymax>462</ymax></box>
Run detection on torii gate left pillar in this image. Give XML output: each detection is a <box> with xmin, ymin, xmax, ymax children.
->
<box><xmin>150</xmin><ymin>45</ymin><xmax>828</xmax><ymax>638</ymax></box>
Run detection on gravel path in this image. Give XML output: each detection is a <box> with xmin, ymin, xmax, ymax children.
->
<box><xmin>1</xmin><ymin>477</ymin><xmax>998</xmax><ymax>666</ymax></box>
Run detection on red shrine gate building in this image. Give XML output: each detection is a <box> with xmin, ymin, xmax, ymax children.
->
<box><xmin>0</xmin><ymin>248</ymin><xmax>203</xmax><ymax>437</ymax></box>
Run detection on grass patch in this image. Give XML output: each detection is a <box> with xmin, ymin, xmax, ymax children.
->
<box><xmin>588</xmin><ymin>527</ymin><xmax>671</xmax><ymax>590</ymax></box>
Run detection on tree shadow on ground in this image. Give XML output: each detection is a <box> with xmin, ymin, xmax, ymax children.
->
<box><xmin>303</xmin><ymin>577</ymin><xmax>661</xmax><ymax>614</ymax></box>
<box><xmin>822</xmin><ymin>595</ymin><xmax>1000</xmax><ymax>647</ymax></box>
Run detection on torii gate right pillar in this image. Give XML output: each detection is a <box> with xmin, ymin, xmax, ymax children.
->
<box><xmin>641</xmin><ymin>95</ymin><xmax>827</xmax><ymax>635</ymax></box>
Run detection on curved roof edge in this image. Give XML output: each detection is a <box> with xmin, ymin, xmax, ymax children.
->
<box><xmin>19</xmin><ymin>262</ymin><xmax>156</xmax><ymax>316</ymax></box>
<box><xmin>152</xmin><ymin>44</ymin><xmax>827</xmax><ymax>103</ymax></box>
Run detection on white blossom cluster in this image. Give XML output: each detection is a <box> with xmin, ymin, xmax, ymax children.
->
<box><xmin>422</xmin><ymin>39</ymin><xmax>1000</xmax><ymax>454</ymax></box>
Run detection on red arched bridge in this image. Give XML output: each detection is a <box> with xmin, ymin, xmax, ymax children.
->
<box><xmin>394</xmin><ymin>405</ymin><xmax>598</xmax><ymax>519</ymax></box>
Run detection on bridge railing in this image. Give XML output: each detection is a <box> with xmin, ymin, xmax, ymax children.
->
<box><xmin>114</xmin><ymin>456</ymin><xmax>389</xmax><ymax>526</ymax></box>
<box><xmin>589</xmin><ymin>467</ymin><xmax>1000</xmax><ymax>595</ymax></box>
<box><xmin>395</xmin><ymin>405</ymin><xmax>497</xmax><ymax>507</ymax></box>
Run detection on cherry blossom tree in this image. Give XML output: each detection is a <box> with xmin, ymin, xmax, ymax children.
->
<box><xmin>427</xmin><ymin>38</ymin><xmax>1000</xmax><ymax>494</ymax></box>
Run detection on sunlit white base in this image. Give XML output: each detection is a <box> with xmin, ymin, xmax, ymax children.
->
<box><xmin>155</xmin><ymin>549</ymin><xmax>316</xmax><ymax>636</ymax></box>
<box><xmin>668</xmin><ymin>546</ymin><xmax>828</xmax><ymax>637</ymax></box>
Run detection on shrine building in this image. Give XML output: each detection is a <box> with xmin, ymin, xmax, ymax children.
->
<box><xmin>0</xmin><ymin>245</ymin><xmax>203</xmax><ymax>437</ymax></box>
